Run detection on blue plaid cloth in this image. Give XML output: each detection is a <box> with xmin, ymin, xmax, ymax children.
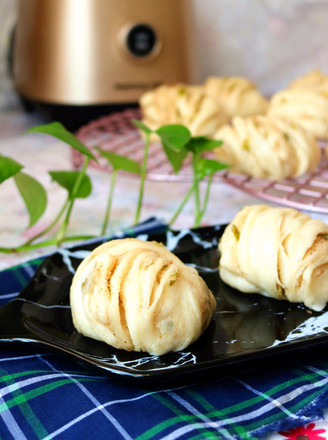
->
<box><xmin>1</xmin><ymin>218</ymin><xmax>328</xmax><ymax>440</ymax></box>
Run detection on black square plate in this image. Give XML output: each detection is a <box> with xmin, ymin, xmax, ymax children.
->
<box><xmin>1</xmin><ymin>225</ymin><xmax>328</xmax><ymax>386</ymax></box>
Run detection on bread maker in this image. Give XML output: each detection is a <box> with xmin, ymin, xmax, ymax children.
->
<box><xmin>12</xmin><ymin>0</ymin><xmax>198</xmax><ymax>129</ymax></box>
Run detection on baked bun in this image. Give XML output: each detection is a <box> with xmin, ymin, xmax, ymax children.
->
<box><xmin>267</xmin><ymin>88</ymin><xmax>328</xmax><ymax>140</ymax></box>
<box><xmin>203</xmin><ymin>76</ymin><xmax>268</xmax><ymax>118</ymax></box>
<box><xmin>289</xmin><ymin>69</ymin><xmax>328</xmax><ymax>94</ymax></box>
<box><xmin>70</xmin><ymin>238</ymin><xmax>216</xmax><ymax>355</ymax></box>
<box><xmin>139</xmin><ymin>84</ymin><xmax>183</xmax><ymax>131</ymax></box>
<box><xmin>213</xmin><ymin>115</ymin><xmax>320</xmax><ymax>180</ymax></box>
<box><xmin>139</xmin><ymin>84</ymin><xmax>228</xmax><ymax>138</ymax></box>
<box><xmin>219</xmin><ymin>204</ymin><xmax>328</xmax><ymax>311</ymax></box>
<box><xmin>174</xmin><ymin>85</ymin><xmax>228</xmax><ymax>136</ymax></box>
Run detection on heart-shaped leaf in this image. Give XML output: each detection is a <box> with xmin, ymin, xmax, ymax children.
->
<box><xmin>27</xmin><ymin>122</ymin><xmax>97</xmax><ymax>161</ymax></box>
<box><xmin>186</xmin><ymin>137</ymin><xmax>223</xmax><ymax>154</ymax></box>
<box><xmin>156</xmin><ymin>124</ymin><xmax>191</xmax><ymax>152</ymax></box>
<box><xmin>196</xmin><ymin>158</ymin><xmax>231</xmax><ymax>180</ymax></box>
<box><xmin>49</xmin><ymin>171</ymin><xmax>92</xmax><ymax>198</ymax></box>
<box><xmin>96</xmin><ymin>148</ymin><xmax>141</xmax><ymax>174</ymax></box>
<box><xmin>14</xmin><ymin>172</ymin><xmax>47</xmax><ymax>227</ymax></box>
<box><xmin>0</xmin><ymin>155</ymin><xmax>24</xmax><ymax>184</ymax></box>
<box><xmin>162</xmin><ymin>142</ymin><xmax>188</xmax><ymax>174</ymax></box>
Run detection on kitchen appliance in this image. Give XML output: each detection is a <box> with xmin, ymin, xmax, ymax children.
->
<box><xmin>12</xmin><ymin>0</ymin><xmax>198</xmax><ymax>130</ymax></box>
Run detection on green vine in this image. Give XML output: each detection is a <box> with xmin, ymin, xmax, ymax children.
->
<box><xmin>0</xmin><ymin>120</ymin><xmax>229</xmax><ymax>254</ymax></box>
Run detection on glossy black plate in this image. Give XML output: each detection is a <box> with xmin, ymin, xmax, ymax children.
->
<box><xmin>1</xmin><ymin>225</ymin><xmax>328</xmax><ymax>385</ymax></box>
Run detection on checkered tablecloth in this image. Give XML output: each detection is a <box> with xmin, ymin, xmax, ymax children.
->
<box><xmin>1</xmin><ymin>219</ymin><xmax>328</xmax><ymax>440</ymax></box>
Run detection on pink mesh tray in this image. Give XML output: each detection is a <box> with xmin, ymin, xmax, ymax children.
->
<box><xmin>73</xmin><ymin>108</ymin><xmax>328</xmax><ymax>214</ymax></box>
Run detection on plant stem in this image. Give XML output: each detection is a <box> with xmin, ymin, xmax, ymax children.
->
<box><xmin>134</xmin><ymin>133</ymin><xmax>150</xmax><ymax>225</ymax></box>
<box><xmin>56</xmin><ymin>157</ymin><xmax>90</xmax><ymax>246</ymax></box>
<box><xmin>11</xmin><ymin>238</ymin><xmax>59</xmax><ymax>253</ymax></box>
<box><xmin>192</xmin><ymin>155</ymin><xmax>202</xmax><ymax>227</ymax></box>
<box><xmin>0</xmin><ymin>247</ymin><xmax>17</xmax><ymax>254</ymax></box>
<box><xmin>60</xmin><ymin>234</ymin><xmax>96</xmax><ymax>242</ymax></box>
<box><xmin>169</xmin><ymin>183</ymin><xmax>195</xmax><ymax>227</ymax></box>
<box><xmin>22</xmin><ymin>197</ymin><xmax>69</xmax><ymax>247</ymax></box>
<box><xmin>197</xmin><ymin>174</ymin><xmax>213</xmax><ymax>227</ymax></box>
<box><xmin>0</xmin><ymin>233</ymin><xmax>97</xmax><ymax>254</ymax></box>
<box><xmin>101</xmin><ymin>169</ymin><xmax>117</xmax><ymax>236</ymax></box>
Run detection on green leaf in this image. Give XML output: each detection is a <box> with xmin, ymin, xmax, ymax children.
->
<box><xmin>195</xmin><ymin>158</ymin><xmax>231</xmax><ymax>180</ymax></box>
<box><xmin>162</xmin><ymin>142</ymin><xmax>188</xmax><ymax>174</ymax></box>
<box><xmin>156</xmin><ymin>124</ymin><xmax>191</xmax><ymax>151</ymax></box>
<box><xmin>27</xmin><ymin>122</ymin><xmax>97</xmax><ymax>161</ymax></box>
<box><xmin>49</xmin><ymin>171</ymin><xmax>92</xmax><ymax>198</ymax></box>
<box><xmin>14</xmin><ymin>172</ymin><xmax>47</xmax><ymax>227</ymax></box>
<box><xmin>96</xmin><ymin>148</ymin><xmax>141</xmax><ymax>174</ymax></box>
<box><xmin>0</xmin><ymin>154</ymin><xmax>24</xmax><ymax>184</ymax></box>
<box><xmin>133</xmin><ymin>119</ymin><xmax>153</xmax><ymax>136</ymax></box>
<box><xmin>186</xmin><ymin>137</ymin><xmax>223</xmax><ymax>154</ymax></box>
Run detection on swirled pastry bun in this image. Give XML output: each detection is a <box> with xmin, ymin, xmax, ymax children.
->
<box><xmin>289</xmin><ymin>69</ymin><xmax>328</xmax><ymax>95</ymax></box>
<box><xmin>213</xmin><ymin>115</ymin><xmax>320</xmax><ymax>180</ymax></box>
<box><xmin>139</xmin><ymin>84</ymin><xmax>228</xmax><ymax>138</ymax></box>
<box><xmin>203</xmin><ymin>76</ymin><xmax>268</xmax><ymax>118</ymax></box>
<box><xmin>70</xmin><ymin>238</ymin><xmax>216</xmax><ymax>355</ymax></box>
<box><xmin>139</xmin><ymin>84</ymin><xmax>184</xmax><ymax>131</ymax></box>
<box><xmin>219</xmin><ymin>205</ymin><xmax>328</xmax><ymax>311</ymax></box>
<box><xmin>267</xmin><ymin>88</ymin><xmax>328</xmax><ymax>139</ymax></box>
<box><xmin>174</xmin><ymin>85</ymin><xmax>228</xmax><ymax>137</ymax></box>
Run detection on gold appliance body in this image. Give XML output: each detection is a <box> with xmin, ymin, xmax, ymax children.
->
<box><xmin>13</xmin><ymin>0</ymin><xmax>198</xmax><ymax>128</ymax></box>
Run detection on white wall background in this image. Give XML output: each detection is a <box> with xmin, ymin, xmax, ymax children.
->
<box><xmin>190</xmin><ymin>0</ymin><xmax>328</xmax><ymax>93</ymax></box>
<box><xmin>1</xmin><ymin>0</ymin><xmax>328</xmax><ymax>110</ymax></box>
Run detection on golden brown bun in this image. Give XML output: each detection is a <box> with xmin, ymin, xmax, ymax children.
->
<box><xmin>219</xmin><ymin>205</ymin><xmax>328</xmax><ymax>311</ymax></box>
<box><xmin>213</xmin><ymin>115</ymin><xmax>320</xmax><ymax>180</ymax></box>
<box><xmin>70</xmin><ymin>238</ymin><xmax>216</xmax><ymax>355</ymax></box>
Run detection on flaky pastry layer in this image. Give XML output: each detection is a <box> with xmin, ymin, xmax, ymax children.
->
<box><xmin>70</xmin><ymin>238</ymin><xmax>216</xmax><ymax>355</ymax></box>
<box><xmin>219</xmin><ymin>205</ymin><xmax>328</xmax><ymax>311</ymax></box>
